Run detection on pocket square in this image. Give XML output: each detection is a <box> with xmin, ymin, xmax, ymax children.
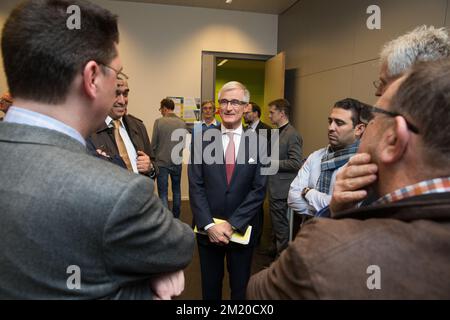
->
<box><xmin>248</xmin><ymin>158</ymin><xmax>256</xmax><ymax>164</ymax></box>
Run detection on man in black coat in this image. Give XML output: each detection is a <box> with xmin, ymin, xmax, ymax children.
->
<box><xmin>244</xmin><ymin>101</ymin><xmax>272</xmax><ymax>137</ymax></box>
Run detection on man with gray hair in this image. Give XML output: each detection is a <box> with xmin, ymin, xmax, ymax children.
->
<box><xmin>374</xmin><ymin>25</ymin><xmax>450</xmax><ymax>97</ymax></box>
<box><xmin>189</xmin><ymin>81</ymin><xmax>267</xmax><ymax>300</ymax></box>
<box><xmin>248</xmin><ymin>59</ymin><xmax>450</xmax><ymax>299</ymax></box>
<box><xmin>330</xmin><ymin>25</ymin><xmax>450</xmax><ymax>214</ymax></box>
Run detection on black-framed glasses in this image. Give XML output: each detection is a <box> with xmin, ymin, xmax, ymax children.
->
<box><xmin>373</xmin><ymin>79</ymin><xmax>385</xmax><ymax>90</ymax></box>
<box><xmin>218</xmin><ymin>99</ymin><xmax>248</xmax><ymax>108</ymax></box>
<box><xmin>98</xmin><ymin>62</ymin><xmax>129</xmax><ymax>80</ymax></box>
<box><xmin>365</xmin><ymin>105</ymin><xmax>420</xmax><ymax>134</ymax></box>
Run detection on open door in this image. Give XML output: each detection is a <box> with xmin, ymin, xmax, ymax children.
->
<box><xmin>262</xmin><ymin>52</ymin><xmax>286</xmax><ymax>125</ymax></box>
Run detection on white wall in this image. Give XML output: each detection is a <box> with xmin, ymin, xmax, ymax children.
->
<box><xmin>0</xmin><ymin>0</ymin><xmax>278</xmax><ymax>199</ymax></box>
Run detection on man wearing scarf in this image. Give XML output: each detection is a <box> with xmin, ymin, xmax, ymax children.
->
<box><xmin>288</xmin><ymin>98</ymin><xmax>370</xmax><ymax>217</ymax></box>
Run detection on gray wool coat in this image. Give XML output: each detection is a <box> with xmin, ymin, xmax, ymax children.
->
<box><xmin>0</xmin><ymin>122</ymin><xmax>194</xmax><ymax>299</ymax></box>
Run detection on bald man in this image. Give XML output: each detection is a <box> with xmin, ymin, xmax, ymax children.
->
<box><xmin>89</xmin><ymin>78</ymin><xmax>156</xmax><ymax>178</ymax></box>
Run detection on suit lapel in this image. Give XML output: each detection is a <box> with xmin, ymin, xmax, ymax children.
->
<box><xmin>204</xmin><ymin>130</ymin><xmax>228</xmax><ymax>187</ymax></box>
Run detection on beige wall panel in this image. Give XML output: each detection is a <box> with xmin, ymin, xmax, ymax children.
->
<box><xmin>279</xmin><ymin>0</ymin><xmax>358</xmax><ymax>76</ymax></box>
<box><xmin>350</xmin><ymin>59</ymin><xmax>380</xmax><ymax>105</ymax></box>
<box><xmin>263</xmin><ymin>51</ymin><xmax>286</xmax><ymax>107</ymax></box>
<box><xmin>353</xmin><ymin>0</ymin><xmax>447</xmax><ymax>62</ymax></box>
<box><xmin>295</xmin><ymin>66</ymin><xmax>353</xmax><ymax>157</ymax></box>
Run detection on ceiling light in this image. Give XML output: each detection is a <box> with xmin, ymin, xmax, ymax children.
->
<box><xmin>226</xmin><ymin>0</ymin><xmax>233</xmax><ymax>4</ymax></box>
<box><xmin>217</xmin><ymin>59</ymin><xmax>228</xmax><ymax>67</ymax></box>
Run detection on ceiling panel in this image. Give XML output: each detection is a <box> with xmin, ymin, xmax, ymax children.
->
<box><xmin>112</xmin><ymin>0</ymin><xmax>299</xmax><ymax>14</ymax></box>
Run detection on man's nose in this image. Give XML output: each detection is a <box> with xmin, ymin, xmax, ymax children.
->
<box><xmin>328</xmin><ymin>122</ymin><xmax>336</xmax><ymax>131</ymax></box>
<box><xmin>117</xmin><ymin>94</ymin><xmax>125</xmax><ymax>105</ymax></box>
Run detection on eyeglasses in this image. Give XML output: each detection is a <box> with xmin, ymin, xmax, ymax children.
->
<box><xmin>116</xmin><ymin>90</ymin><xmax>129</xmax><ymax>98</ymax></box>
<box><xmin>365</xmin><ymin>105</ymin><xmax>420</xmax><ymax>134</ymax></box>
<box><xmin>218</xmin><ymin>99</ymin><xmax>248</xmax><ymax>108</ymax></box>
<box><xmin>97</xmin><ymin>62</ymin><xmax>129</xmax><ymax>80</ymax></box>
<box><xmin>373</xmin><ymin>79</ymin><xmax>385</xmax><ymax>90</ymax></box>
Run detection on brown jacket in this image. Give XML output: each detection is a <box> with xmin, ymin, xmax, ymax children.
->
<box><xmin>247</xmin><ymin>193</ymin><xmax>450</xmax><ymax>299</ymax></box>
<box><xmin>89</xmin><ymin>114</ymin><xmax>157</xmax><ymax>178</ymax></box>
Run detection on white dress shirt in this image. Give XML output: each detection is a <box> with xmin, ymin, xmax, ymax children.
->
<box><xmin>220</xmin><ymin>124</ymin><xmax>242</xmax><ymax>161</ymax></box>
<box><xmin>287</xmin><ymin>146</ymin><xmax>338</xmax><ymax>215</ymax></box>
<box><xmin>105</xmin><ymin>116</ymin><xmax>138</xmax><ymax>174</ymax></box>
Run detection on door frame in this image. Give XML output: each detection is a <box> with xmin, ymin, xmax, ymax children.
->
<box><xmin>201</xmin><ymin>51</ymin><xmax>273</xmax><ymax>102</ymax></box>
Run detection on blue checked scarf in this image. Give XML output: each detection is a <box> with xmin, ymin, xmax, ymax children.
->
<box><xmin>316</xmin><ymin>140</ymin><xmax>360</xmax><ymax>194</ymax></box>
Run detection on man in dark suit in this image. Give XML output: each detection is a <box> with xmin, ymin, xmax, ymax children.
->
<box><xmin>244</xmin><ymin>101</ymin><xmax>272</xmax><ymax>135</ymax></box>
<box><xmin>268</xmin><ymin>99</ymin><xmax>303</xmax><ymax>255</ymax></box>
<box><xmin>0</xmin><ymin>0</ymin><xmax>193</xmax><ymax>299</ymax></box>
<box><xmin>189</xmin><ymin>81</ymin><xmax>267</xmax><ymax>300</ymax></box>
<box><xmin>89</xmin><ymin>78</ymin><xmax>156</xmax><ymax>179</ymax></box>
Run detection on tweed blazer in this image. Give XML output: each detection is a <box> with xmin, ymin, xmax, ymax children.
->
<box><xmin>0</xmin><ymin>122</ymin><xmax>194</xmax><ymax>299</ymax></box>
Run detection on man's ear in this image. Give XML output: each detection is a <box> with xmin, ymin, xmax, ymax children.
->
<box><xmin>379</xmin><ymin>116</ymin><xmax>409</xmax><ymax>164</ymax></box>
<box><xmin>82</xmin><ymin>61</ymin><xmax>102</xmax><ymax>99</ymax></box>
<box><xmin>354</xmin><ymin>123</ymin><xmax>366</xmax><ymax>138</ymax></box>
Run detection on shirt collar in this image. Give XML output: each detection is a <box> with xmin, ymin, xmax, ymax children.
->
<box><xmin>375</xmin><ymin>177</ymin><xmax>450</xmax><ymax>205</ymax></box>
<box><xmin>105</xmin><ymin>115</ymin><xmax>124</xmax><ymax>128</ymax></box>
<box><xmin>221</xmin><ymin>123</ymin><xmax>243</xmax><ymax>136</ymax></box>
<box><xmin>4</xmin><ymin>106</ymin><xmax>85</xmax><ymax>146</ymax></box>
<box><xmin>202</xmin><ymin>119</ymin><xmax>218</xmax><ymax>126</ymax></box>
<box><xmin>278</xmin><ymin>121</ymin><xmax>289</xmax><ymax>133</ymax></box>
<box><xmin>251</xmin><ymin>119</ymin><xmax>260</xmax><ymax>130</ymax></box>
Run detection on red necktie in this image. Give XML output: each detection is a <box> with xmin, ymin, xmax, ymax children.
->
<box><xmin>225</xmin><ymin>132</ymin><xmax>235</xmax><ymax>185</ymax></box>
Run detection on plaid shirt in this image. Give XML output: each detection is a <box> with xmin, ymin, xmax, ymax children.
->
<box><xmin>375</xmin><ymin>177</ymin><xmax>450</xmax><ymax>205</ymax></box>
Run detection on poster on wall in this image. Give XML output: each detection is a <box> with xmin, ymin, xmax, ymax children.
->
<box><xmin>167</xmin><ymin>96</ymin><xmax>183</xmax><ymax>118</ymax></box>
<box><xmin>167</xmin><ymin>96</ymin><xmax>201</xmax><ymax>124</ymax></box>
<box><xmin>183</xmin><ymin>97</ymin><xmax>201</xmax><ymax>123</ymax></box>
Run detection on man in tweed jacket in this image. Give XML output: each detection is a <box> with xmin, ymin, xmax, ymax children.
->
<box><xmin>0</xmin><ymin>0</ymin><xmax>194</xmax><ymax>299</ymax></box>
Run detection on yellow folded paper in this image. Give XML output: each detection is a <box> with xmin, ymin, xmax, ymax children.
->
<box><xmin>194</xmin><ymin>218</ymin><xmax>252</xmax><ymax>245</ymax></box>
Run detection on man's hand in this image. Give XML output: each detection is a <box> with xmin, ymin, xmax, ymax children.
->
<box><xmin>96</xmin><ymin>149</ymin><xmax>110</xmax><ymax>158</ymax></box>
<box><xmin>150</xmin><ymin>270</ymin><xmax>185</xmax><ymax>300</ymax></box>
<box><xmin>206</xmin><ymin>221</ymin><xmax>234</xmax><ymax>245</ymax></box>
<box><xmin>136</xmin><ymin>150</ymin><xmax>153</xmax><ymax>173</ymax></box>
<box><xmin>330</xmin><ymin>153</ymin><xmax>378</xmax><ymax>215</ymax></box>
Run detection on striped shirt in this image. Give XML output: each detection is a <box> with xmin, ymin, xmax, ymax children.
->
<box><xmin>4</xmin><ymin>106</ymin><xmax>85</xmax><ymax>146</ymax></box>
<box><xmin>375</xmin><ymin>177</ymin><xmax>450</xmax><ymax>205</ymax></box>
